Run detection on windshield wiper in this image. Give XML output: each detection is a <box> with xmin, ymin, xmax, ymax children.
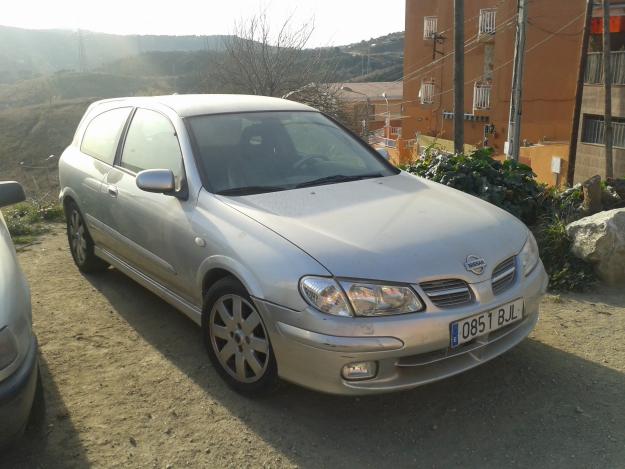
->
<box><xmin>216</xmin><ymin>185</ymin><xmax>289</xmax><ymax>196</ymax></box>
<box><xmin>295</xmin><ymin>173</ymin><xmax>384</xmax><ymax>189</ymax></box>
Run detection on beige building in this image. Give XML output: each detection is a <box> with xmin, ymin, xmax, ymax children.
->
<box><xmin>574</xmin><ymin>3</ymin><xmax>625</xmax><ymax>182</ymax></box>
<box><xmin>337</xmin><ymin>82</ymin><xmax>403</xmax><ymax>137</ymax></box>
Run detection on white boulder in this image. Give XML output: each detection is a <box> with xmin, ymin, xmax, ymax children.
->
<box><xmin>566</xmin><ymin>208</ymin><xmax>625</xmax><ymax>285</ymax></box>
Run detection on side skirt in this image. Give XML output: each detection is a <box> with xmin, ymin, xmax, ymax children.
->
<box><xmin>94</xmin><ymin>246</ymin><xmax>203</xmax><ymax>326</ymax></box>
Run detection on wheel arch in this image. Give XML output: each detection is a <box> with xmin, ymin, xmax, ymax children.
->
<box><xmin>198</xmin><ymin>256</ymin><xmax>264</xmax><ymax>308</ymax></box>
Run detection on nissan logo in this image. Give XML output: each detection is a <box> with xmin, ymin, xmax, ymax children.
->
<box><xmin>465</xmin><ymin>255</ymin><xmax>487</xmax><ymax>275</ymax></box>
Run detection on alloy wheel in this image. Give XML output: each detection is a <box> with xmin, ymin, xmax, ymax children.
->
<box><xmin>209</xmin><ymin>294</ymin><xmax>270</xmax><ymax>383</ymax></box>
<box><xmin>69</xmin><ymin>209</ymin><xmax>87</xmax><ymax>265</ymax></box>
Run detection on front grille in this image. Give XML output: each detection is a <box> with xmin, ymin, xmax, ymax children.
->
<box><xmin>491</xmin><ymin>256</ymin><xmax>516</xmax><ymax>295</ymax></box>
<box><xmin>419</xmin><ymin>279</ymin><xmax>473</xmax><ymax>308</ymax></box>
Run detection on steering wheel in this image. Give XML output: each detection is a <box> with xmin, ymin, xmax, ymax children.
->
<box><xmin>293</xmin><ymin>154</ymin><xmax>330</xmax><ymax>170</ymax></box>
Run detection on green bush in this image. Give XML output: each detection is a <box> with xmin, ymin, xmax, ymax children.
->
<box><xmin>2</xmin><ymin>200</ymin><xmax>64</xmax><ymax>244</ymax></box>
<box><xmin>403</xmin><ymin>148</ymin><xmax>543</xmax><ymax>224</ymax></box>
<box><xmin>403</xmin><ymin>148</ymin><xmax>596</xmax><ymax>292</ymax></box>
<box><xmin>532</xmin><ymin>217</ymin><xmax>596</xmax><ymax>292</ymax></box>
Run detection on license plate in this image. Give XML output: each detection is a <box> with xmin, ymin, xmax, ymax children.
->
<box><xmin>451</xmin><ymin>298</ymin><xmax>524</xmax><ymax>348</ymax></box>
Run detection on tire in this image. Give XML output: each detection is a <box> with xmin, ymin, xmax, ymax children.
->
<box><xmin>202</xmin><ymin>277</ymin><xmax>279</xmax><ymax>396</ymax></box>
<box><xmin>65</xmin><ymin>201</ymin><xmax>109</xmax><ymax>273</ymax></box>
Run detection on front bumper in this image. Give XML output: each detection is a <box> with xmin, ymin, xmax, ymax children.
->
<box><xmin>255</xmin><ymin>263</ymin><xmax>548</xmax><ymax>395</ymax></box>
<box><xmin>0</xmin><ymin>334</ymin><xmax>39</xmax><ymax>445</ymax></box>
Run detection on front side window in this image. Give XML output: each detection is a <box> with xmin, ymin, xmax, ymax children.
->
<box><xmin>81</xmin><ymin>107</ymin><xmax>132</xmax><ymax>165</ymax></box>
<box><xmin>187</xmin><ymin>111</ymin><xmax>397</xmax><ymax>195</ymax></box>
<box><xmin>120</xmin><ymin>109</ymin><xmax>184</xmax><ymax>188</ymax></box>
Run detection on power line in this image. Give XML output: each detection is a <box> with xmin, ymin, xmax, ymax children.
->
<box><xmin>399</xmin><ymin>10</ymin><xmax>586</xmax><ymax>107</ymax></box>
<box><xmin>397</xmin><ymin>0</ymin><xmax>512</xmax><ymax>83</ymax></box>
<box><xmin>395</xmin><ymin>12</ymin><xmax>518</xmax><ymax>87</ymax></box>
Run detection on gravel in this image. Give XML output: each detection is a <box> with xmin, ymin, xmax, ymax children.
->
<box><xmin>4</xmin><ymin>226</ymin><xmax>625</xmax><ymax>468</ymax></box>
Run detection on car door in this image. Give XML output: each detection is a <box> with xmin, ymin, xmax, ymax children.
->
<box><xmin>72</xmin><ymin>106</ymin><xmax>133</xmax><ymax>248</ymax></box>
<box><xmin>99</xmin><ymin>108</ymin><xmax>197</xmax><ymax>302</ymax></box>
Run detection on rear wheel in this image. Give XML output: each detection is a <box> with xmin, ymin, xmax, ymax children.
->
<box><xmin>65</xmin><ymin>201</ymin><xmax>108</xmax><ymax>273</ymax></box>
<box><xmin>203</xmin><ymin>277</ymin><xmax>278</xmax><ymax>395</ymax></box>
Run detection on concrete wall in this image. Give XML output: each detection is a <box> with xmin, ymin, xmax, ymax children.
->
<box><xmin>520</xmin><ymin>143</ymin><xmax>570</xmax><ymax>188</ymax></box>
<box><xmin>402</xmin><ymin>0</ymin><xmax>585</xmax><ymax>168</ymax></box>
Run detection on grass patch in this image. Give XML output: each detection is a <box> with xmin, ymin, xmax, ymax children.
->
<box><xmin>2</xmin><ymin>199</ymin><xmax>64</xmax><ymax>243</ymax></box>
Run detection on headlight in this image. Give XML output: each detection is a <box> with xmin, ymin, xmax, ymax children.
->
<box><xmin>300</xmin><ymin>277</ymin><xmax>424</xmax><ymax>317</ymax></box>
<box><xmin>520</xmin><ymin>232</ymin><xmax>540</xmax><ymax>276</ymax></box>
<box><xmin>0</xmin><ymin>327</ymin><xmax>18</xmax><ymax>370</ymax></box>
<box><xmin>299</xmin><ymin>277</ymin><xmax>352</xmax><ymax>317</ymax></box>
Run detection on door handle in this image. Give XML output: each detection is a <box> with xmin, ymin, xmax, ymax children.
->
<box><xmin>107</xmin><ymin>185</ymin><xmax>118</xmax><ymax>198</ymax></box>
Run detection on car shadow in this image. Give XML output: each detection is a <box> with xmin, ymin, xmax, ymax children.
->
<box><xmin>3</xmin><ymin>356</ymin><xmax>91</xmax><ymax>469</ymax></box>
<box><xmin>86</xmin><ymin>269</ymin><xmax>625</xmax><ymax>468</ymax></box>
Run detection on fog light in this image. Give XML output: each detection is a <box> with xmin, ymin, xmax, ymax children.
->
<box><xmin>341</xmin><ymin>361</ymin><xmax>377</xmax><ymax>381</ymax></box>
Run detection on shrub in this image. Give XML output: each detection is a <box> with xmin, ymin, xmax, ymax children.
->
<box><xmin>403</xmin><ymin>148</ymin><xmax>543</xmax><ymax>225</ymax></box>
<box><xmin>532</xmin><ymin>217</ymin><xmax>595</xmax><ymax>292</ymax></box>
<box><xmin>403</xmin><ymin>148</ymin><xmax>596</xmax><ymax>292</ymax></box>
<box><xmin>2</xmin><ymin>200</ymin><xmax>64</xmax><ymax>244</ymax></box>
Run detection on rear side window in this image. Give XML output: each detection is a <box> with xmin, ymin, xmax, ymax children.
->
<box><xmin>120</xmin><ymin>109</ymin><xmax>184</xmax><ymax>187</ymax></box>
<box><xmin>80</xmin><ymin>107</ymin><xmax>132</xmax><ymax>165</ymax></box>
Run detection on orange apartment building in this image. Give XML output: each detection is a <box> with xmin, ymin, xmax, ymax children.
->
<box><xmin>400</xmin><ymin>0</ymin><xmax>588</xmax><ymax>186</ymax></box>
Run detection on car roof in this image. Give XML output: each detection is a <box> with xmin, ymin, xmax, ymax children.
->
<box><xmin>93</xmin><ymin>94</ymin><xmax>316</xmax><ymax>118</ymax></box>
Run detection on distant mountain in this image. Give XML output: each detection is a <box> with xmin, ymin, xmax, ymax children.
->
<box><xmin>0</xmin><ymin>25</ymin><xmax>230</xmax><ymax>83</ymax></box>
<box><xmin>340</xmin><ymin>31</ymin><xmax>404</xmax><ymax>56</ymax></box>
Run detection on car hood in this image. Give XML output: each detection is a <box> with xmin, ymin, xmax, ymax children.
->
<box><xmin>217</xmin><ymin>173</ymin><xmax>529</xmax><ymax>284</ymax></box>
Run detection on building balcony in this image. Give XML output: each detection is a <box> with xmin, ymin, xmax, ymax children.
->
<box><xmin>585</xmin><ymin>51</ymin><xmax>625</xmax><ymax>84</ymax></box>
<box><xmin>478</xmin><ymin>9</ymin><xmax>497</xmax><ymax>42</ymax></box>
<box><xmin>473</xmin><ymin>82</ymin><xmax>492</xmax><ymax>112</ymax></box>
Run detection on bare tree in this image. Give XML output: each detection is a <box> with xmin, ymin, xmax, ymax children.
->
<box><xmin>218</xmin><ymin>11</ymin><xmax>346</xmax><ymax>118</ymax></box>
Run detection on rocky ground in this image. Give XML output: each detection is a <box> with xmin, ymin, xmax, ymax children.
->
<box><xmin>3</xmin><ymin>226</ymin><xmax>625</xmax><ymax>468</ymax></box>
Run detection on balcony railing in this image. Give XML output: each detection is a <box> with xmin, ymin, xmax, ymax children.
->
<box><xmin>479</xmin><ymin>9</ymin><xmax>497</xmax><ymax>37</ymax></box>
<box><xmin>424</xmin><ymin>16</ymin><xmax>438</xmax><ymax>39</ymax></box>
<box><xmin>420</xmin><ymin>81</ymin><xmax>436</xmax><ymax>104</ymax></box>
<box><xmin>582</xmin><ymin>116</ymin><xmax>625</xmax><ymax>148</ymax></box>
<box><xmin>473</xmin><ymin>82</ymin><xmax>492</xmax><ymax>111</ymax></box>
<box><xmin>585</xmin><ymin>51</ymin><xmax>625</xmax><ymax>84</ymax></box>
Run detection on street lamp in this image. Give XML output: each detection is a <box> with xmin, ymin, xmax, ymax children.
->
<box><xmin>341</xmin><ymin>86</ymin><xmax>371</xmax><ymax>138</ymax></box>
<box><xmin>382</xmin><ymin>91</ymin><xmax>390</xmax><ymax>146</ymax></box>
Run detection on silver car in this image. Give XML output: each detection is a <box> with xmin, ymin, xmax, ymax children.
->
<box><xmin>0</xmin><ymin>182</ymin><xmax>40</xmax><ymax>445</ymax></box>
<box><xmin>58</xmin><ymin>95</ymin><xmax>548</xmax><ymax>395</ymax></box>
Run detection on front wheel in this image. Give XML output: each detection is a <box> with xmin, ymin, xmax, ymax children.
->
<box><xmin>65</xmin><ymin>201</ymin><xmax>108</xmax><ymax>273</ymax></box>
<box><xmin>202</xmin><ymin>277</ymin><xmax>279</xmax><ymax>395</ymax></box>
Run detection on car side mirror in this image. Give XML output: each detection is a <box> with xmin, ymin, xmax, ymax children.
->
<box><xmin>136</xmin><ymin>169</ymin><xmax>176</xmax><ymax>195</ymax></box>
<box><xmin>0</xmin><ymin>181</ymin><xmax>26</xmax><ymax>208</ymax></box>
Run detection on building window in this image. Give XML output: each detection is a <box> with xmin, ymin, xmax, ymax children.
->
<box><xmin>582</xmin><ymin>114</ymin><xmax>625</xmax><ymax>148</ymax></box>
<box><xmin>420</xmin><ymin>81</ymin><xmax>436</xmax><ymax>104</ymax></box>
<box><xmin>473</xmin><ymin>82</ymin><xmax>492</xmax><ymax>111</ymax></box>
<box><xmin>479</xmin><ymin>9</ymin><xmax>497</xmax><ymax>36</ymax></box>
<box><xmin>424</xmin><ymin>16</ymin><xmax>438</xmax><ymax>39</ymax></box>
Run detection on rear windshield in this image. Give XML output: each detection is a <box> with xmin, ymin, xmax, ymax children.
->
<box><xmin>187</xmin><ymin>111</ymin><xmax>396</xmax><ymax>195</ymax></box>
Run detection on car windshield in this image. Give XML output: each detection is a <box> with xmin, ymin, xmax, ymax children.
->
<box><xmin>187</xmin><ymin>111</ymin><xmax>397</xmax><ymax>195</ymax></box>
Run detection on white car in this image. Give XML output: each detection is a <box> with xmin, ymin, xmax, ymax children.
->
<box><xmin>59</xmin><ymin>95</ymin><xmax>548</xmax><ymax>395</ymax></box>
<box><xmin>0</xmin><ymin>182</ymin><xmax>40</xmax><ymax>446</ymax></box>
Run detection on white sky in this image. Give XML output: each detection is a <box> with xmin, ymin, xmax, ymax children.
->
<box><xmin>1</xmin><ymin>0</ymin><xmax>405</xmax><ymax>47</ymax></box>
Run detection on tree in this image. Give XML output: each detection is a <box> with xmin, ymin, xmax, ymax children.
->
<box><xmin>218</xmin><ymin>11</ymin><xmax>345</xmax><ymax>118</ymax></box>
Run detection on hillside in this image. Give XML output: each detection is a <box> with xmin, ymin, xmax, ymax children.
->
<box><xmin>0</xmin><ymin>27</ymin><xmax>405</xmax><ymax>198</ymax></box>
<box><xmin>0</xmin><ymin>71</ymin><xmax>174</xmax><ymax>109</ymax></box>
<box><xmin>0</xmin><ymin>25</ymin><xmax>230</xmax><ymax>83</ymax></box>
<box><xmin>0</xmin><ymin>100</ymin><xmax>91</xmax><ymax>197</ymax></box>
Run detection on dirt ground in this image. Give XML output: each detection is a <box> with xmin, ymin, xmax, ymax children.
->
<box><xmin>3</xmin><ymin>225</ymin><xmax>625</xmax><ymax>468</ymax></box>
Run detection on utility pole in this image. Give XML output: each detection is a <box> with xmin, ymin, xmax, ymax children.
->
<box><xmin>568</xmin><ymin>0</ymin><xmax>594</xmax><ymax>186</ymax></box>
<box><xmin>506</xmin><ymin>0</ymin><xmax>528</xmax><ymax>161</ymax></box>
<box><xmin>77</xmin><ymin>29</ymin><xmax>87</xmax><ymax>73</ymax></box>
<box><xmin>453</xmin><ymin>0</ymin><xmax>465</xmax><ymax>154</ymax></box>
<box><xmin>603</xmin><ymin>0</ymin><xmax>614</xmax><ymax>179</ymax></box>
